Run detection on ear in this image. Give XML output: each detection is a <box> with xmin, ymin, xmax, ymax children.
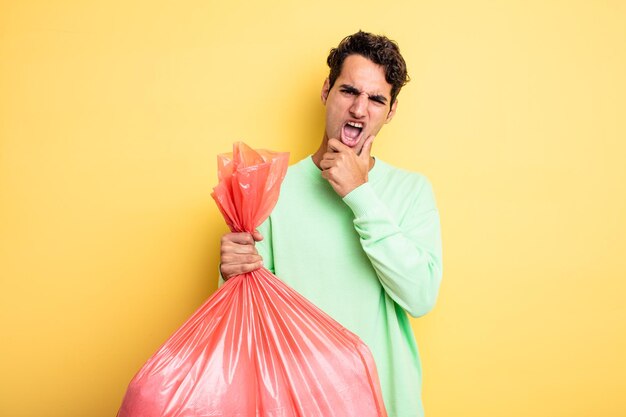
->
<box><xmin>385</xmin><ymin>99</ymin><xmax>398</xmax><ymax>124</ymax></box>
<box><xmin>321</xmin><ymin>78</ymin><xmax>330</xmax><ymax>105</ymax></box>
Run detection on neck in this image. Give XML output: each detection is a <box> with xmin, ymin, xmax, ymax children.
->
<box><xmin>311</xmin><ymin>136</ymin><xmax>328</xmax><ymax>169</ymax></box>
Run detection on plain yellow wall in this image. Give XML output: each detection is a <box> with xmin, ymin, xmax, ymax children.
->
<box><xmin>1</xmin><ymin>1</ymin><xmax>625</xmax><ymax>416</ymax></box>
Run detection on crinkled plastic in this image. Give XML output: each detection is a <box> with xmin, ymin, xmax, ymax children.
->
<box><xmin>117</xmin><ymin>142</ymin><xmax>388</xmax><ymax>417</ymax></box>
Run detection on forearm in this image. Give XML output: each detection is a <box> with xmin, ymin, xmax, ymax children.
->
<box><xmin>343</xmin><ymin>182</ymin><xmax>443</xmax><ymax>317</ymax></box>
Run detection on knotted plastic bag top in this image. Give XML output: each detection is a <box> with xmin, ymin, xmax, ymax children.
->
<box><xmin>212</xmin><ymin>142</ymin><xmax>289</xmax><ymax>233</ymax></box>
<box><xmin>117</xmin><ymin>142</ymin><xmax>388</xmax><ymax>417</ymax></box>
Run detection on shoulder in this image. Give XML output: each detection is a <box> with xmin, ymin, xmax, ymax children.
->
<box><xmin>281</xmin><ymin>156</ymin><xmax>323</xmax><ymax>188</ymax></box>
<box><xmin>285</xmin><ymin>157</ymin><xmax>312</xmax><ymax>177</ymax></box>
<box><xmin>372</xmin><ymin>159</ymin><xmax>435</xmax><ymax>196</ymax></box>
<box><xmin>272</xmin><ymin>156</ymin><xmax>322</xmax><ymax>208</ymax></box>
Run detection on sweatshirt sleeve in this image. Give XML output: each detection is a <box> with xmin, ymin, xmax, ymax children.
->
<box><xmin>342</xmin><ymin>178</ymin><xmax>443</xmax><ymax>318</ymax></box>
<box><xmin>255</xmin><ymin>216</ymin><xmax>275</xmax><ymax>274</ymax></box>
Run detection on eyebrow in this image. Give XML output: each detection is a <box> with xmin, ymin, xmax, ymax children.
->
<box><xmin>339</xmin><ymin>84</ymin><xmax>389</xmax><ymax>105</ymax></box>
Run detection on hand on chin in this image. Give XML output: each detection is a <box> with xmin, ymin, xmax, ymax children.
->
<box><xmin>320</xmin><ymin>136</ymin><xmax>375</xmax><ymax>197</ymax></box>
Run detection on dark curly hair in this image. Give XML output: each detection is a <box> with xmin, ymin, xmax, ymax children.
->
<box><xmin>327</xmin><ymin>31</ymin><xmax>410</xmax><ymax>106</ymax></box>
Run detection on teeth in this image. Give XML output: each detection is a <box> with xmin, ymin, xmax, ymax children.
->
<box><xmin>347</xmin><ymin>121</ymin><xmax>363</xmax><ymax>128</ymax></box>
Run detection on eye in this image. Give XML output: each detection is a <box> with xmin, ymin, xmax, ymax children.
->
<box><xmin>340</xmin><ymin>88</ymin><xmax>358</xmax><ymax>96</ymax></box>
<box><xmin>369</xmin><ymin>97</ymin><xmax>386</xmax><ymax>106</ymax></box>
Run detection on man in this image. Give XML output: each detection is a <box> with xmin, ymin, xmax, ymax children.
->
<box><xmin>219</xmin><ymin>31</ymin><xmax>442</xmax><ymax>417</ymax></box>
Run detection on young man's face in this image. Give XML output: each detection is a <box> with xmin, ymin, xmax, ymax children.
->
<box><xmin>321</xmin><ymin>54</ymin><xmax>398</xmax><ymax>155</ymax></box>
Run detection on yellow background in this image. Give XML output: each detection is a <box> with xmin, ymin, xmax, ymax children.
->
<box><xmin>1</xmin><ymin>1</ymin><xmax>625</xmax><ymax>416</ymax></box>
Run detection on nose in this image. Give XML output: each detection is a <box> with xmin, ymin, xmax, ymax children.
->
<box><xmin>349</xmin><ymin>93</ymin><xmax>368</xmax><ymax>118</ymax></box>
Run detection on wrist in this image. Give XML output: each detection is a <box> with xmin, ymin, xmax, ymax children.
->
<box><xmin>342</xmin><ymin>182</ymin><xmax>376</xmax><ymax>217</ymax></box>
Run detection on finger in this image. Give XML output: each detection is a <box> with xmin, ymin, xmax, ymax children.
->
<box><xmin>221</xmin><ymin>253</ymin><xmax>262</xmax><ymax>264</ymax></box>
<box><xmin>230</xmin><ymin>244</ymin><xmax>259</xmax><ymax>255</ymax></box>
<box><xmin>220</xmin><ymin>242</ymin><xmax>258</xmax><ymax>258</ymax></box>
<box><xmin>220</xmin><ymin>243</ymin><xmax>255</xmax><ymax>256</ymax></box>
<box><xmin>222</xmin><ymin>232</ymin><xmax>255</xmax><ymax>245</ymax></box>
<box><xmin>222</xmin><ymin>261</ymin><xmax>264</xmax><ymax>279</ymax></box>
<box><xmin>320</xmin><ymin>172</ymin><xmax>340</xmax><ymax>191</ymax></box>
<box><xmin>327</xmin><ymin>138</ymin><xmax>347</xmax><ymax>153</ymax></box>
<box><xmin>319</xmin><ymin>158</ymin><xmax>337</xmax><ymax>170</ymax></box>
<box><xmin>251</xmin><ymin>230</ymin><xmax>264</xmax><ymax>241</ymax></box>
<box><xmin>359</xmin><ymin>135</ymin><xmax>375</xmax><ymax>158</ymax></box>
<box><xmin>321</xmin><ymin>151</ymin><xmax>338</xmax><ymax>161</ymax></box>
<box><xmin>321</xmin><ymin>167</ymin><xmax>337</xmax><ymax>181</ymax></box>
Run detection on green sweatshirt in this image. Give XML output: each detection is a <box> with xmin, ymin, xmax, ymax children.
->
<box><xmin>255</xmin><ymin>156</ymin><xmax>443</xmax><ymax>417</ymax></box>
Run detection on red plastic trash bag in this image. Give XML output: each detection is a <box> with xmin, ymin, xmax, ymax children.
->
<box><xmin>117</xmin><ymin>142</ymin><xmax>388</xmax><ymax>417</ymax></box>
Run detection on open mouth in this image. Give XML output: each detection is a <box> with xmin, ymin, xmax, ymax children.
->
<box><xmin>341</xmin><ymin>121</ymin><xmax>364</xmax><ymax>147</ymax></box>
